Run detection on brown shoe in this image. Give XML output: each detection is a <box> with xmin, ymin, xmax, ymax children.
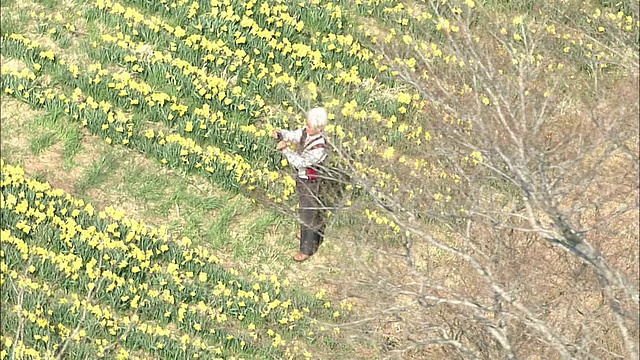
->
<box><xmin>293</xmin><ymin>252</ymin><xmax>310</xmax><ymax>262</ymax></box>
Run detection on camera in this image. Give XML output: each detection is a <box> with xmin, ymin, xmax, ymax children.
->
<box><xmin>276</xmin><ymin>131</ymin><xmax>283</xmax><ymax>141</ymax></box>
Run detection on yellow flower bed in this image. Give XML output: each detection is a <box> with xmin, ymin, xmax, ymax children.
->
<box><xmin>0</xmin><ymin>160</ymin><xmax>350</xmax><ymax>359</ymax></box>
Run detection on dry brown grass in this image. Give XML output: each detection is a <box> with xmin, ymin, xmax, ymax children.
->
<box><xmin>1</xmin><ymin>55</ymin><xmax>28</xmax><ymax>72</ymax></box>
<box><xmin>0</xmin><ymin>98</ymin><xmax>36</xmax><ymax>155</ymax></box>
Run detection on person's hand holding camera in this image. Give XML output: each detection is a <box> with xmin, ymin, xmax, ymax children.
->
<box><xmin>273</xmin><ymin>129</ymin><xmax>286</xmax><ymax>150</ymax></box>
<box><xmin>272</xmin><ymin>129</ymin><xmax>283</xmax><ymax>140</ymax></box>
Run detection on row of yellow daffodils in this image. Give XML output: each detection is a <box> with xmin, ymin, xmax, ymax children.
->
<box><xmin>13</xmin><ymin>3</ymin><xmax>460</xmax><ymax>233</ymax></box>
<box><xmin>1</xmin><ymin>160</ymin><xmax>350</xmax><ymax>358</ymax></box>
<box><xmin>1</xmin><ymin>33</ymin><xmax>441</xmax><ymax>236</ymax></box>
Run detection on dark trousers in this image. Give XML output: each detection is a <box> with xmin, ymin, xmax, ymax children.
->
<box><xmin>296</xmin><ymin>177</ymin><xmax>326</xmax><ymax>256</ymax></box>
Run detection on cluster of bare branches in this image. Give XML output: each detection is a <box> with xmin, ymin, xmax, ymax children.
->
<box><xmin>273</xmin><ymin>1</ymin><xmax>639</xmax><ymax>359</ymax></box>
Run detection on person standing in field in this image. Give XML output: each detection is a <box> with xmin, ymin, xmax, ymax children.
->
<box><xmin>273</xmin><ymin>107</ymin><xmax>329</xmax><ymax>262</ymax></box>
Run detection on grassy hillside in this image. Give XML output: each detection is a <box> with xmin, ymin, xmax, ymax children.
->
<box><xmin>1</xmin><ymin>0</ymin><xmax>638</xmax><ymax>358</ymax></box>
